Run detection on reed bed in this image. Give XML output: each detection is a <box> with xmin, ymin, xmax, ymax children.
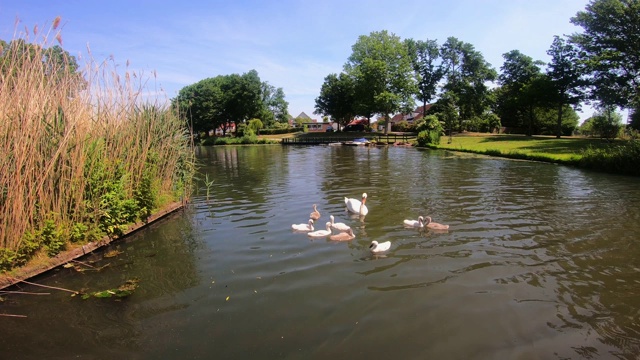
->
<box><xmin>0</xmin><ymin>19</ymin><xmax>194</xmax><ymax>271</ymax></box>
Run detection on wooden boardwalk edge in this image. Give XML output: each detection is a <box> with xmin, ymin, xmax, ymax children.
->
<box><xmin>0</xmin><ymin>201</ymin><xmax>186</xmax><ymax>290</ymax></box>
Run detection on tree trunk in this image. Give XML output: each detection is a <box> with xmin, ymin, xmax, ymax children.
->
<box><xmin>556</xmin><ymin>102</ymin><xmax>563</xmax><ymax>138</ymax></box>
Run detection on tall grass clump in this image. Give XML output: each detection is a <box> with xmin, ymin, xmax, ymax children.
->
<box><xmin>0</xmin><ymin>19</ymin><xmax>194</xmax><ymax>271</ymax></box>
<box><xmin>580</xmin><ymin>140</ymin><xmax>640</xmax><ymax>176</ymax></box>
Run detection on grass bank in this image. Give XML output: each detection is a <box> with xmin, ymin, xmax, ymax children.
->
<box><xmin>427</xmin><ymin>133</ymin><xmax>640</xmax><ymax>176</ymax></box>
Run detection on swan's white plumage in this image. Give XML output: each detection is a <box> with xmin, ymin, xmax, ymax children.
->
<box><xmin>345</xmin><ymin>193</ymin><xmax>368</xmax><ymax>216</ymax></box>
<box><xmin>330</xmin><ymin>215</ymin><xmax>351</xmax><ymax>232</ymax></box>
<box><xmin>292</xmin><ymin>219</ymin><xmax>314</xmax><ymax>232</ymax></box>
<box><xmin>307</xmin><ymin>222</ymin><xmax>333</xmax><ymax>237</ymax></box>
<box><xmin>403</xmin><ymin>216</ymin><xmax>424</xmax><ymax>228</ymax></box>
<box><xmin>369</xmin><ymin>240</ymin><xmax>391</xmax><ymax>253</ymax></box>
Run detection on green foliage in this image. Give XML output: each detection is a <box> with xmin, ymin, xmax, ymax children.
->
<box><xmin>0</xmin><ymin>249</ymin><xmax>16</xmax><ymax>271</ymax></box>
<box><xmin>391</xmin><ymin>120</ymin><xmax>414</xmax><ymax>132</ymax></box>
<box><xmin>580</xmin><ymin>140</ymin><xmax>640</xmax><ymax>176</ymax></box>
<box><xmin>570</xmin><ymin>0</ymin><xmax>640</xmax><ymax>109</ymax></box>
<box><xmin>591</xmin><ymin>107</ymin><xmax>623</xmax><ymax>140</ymax></box>
<box><xmin>344</xmin><ymin>30</ymin><xmax>416</xmax><ymax>119</ymax></box>
<box><xmin>416</xmin><ymin>130</ymin><xmax>441</xmax><ymax>146</ymax></box>
<box><xmin>39</xmin><ymin>219</ymin><xmax>66</xmax><ymax>257</ymax></box>
<box><xmin>314</xmin><ymin>72</ymin><xmax>356</xmax><ymax>129</ymax></box>
<box><xmin>247</xmin><ymin>118</ymin><xmax>264</xmax><ymax>135</ymax></box>
<box><xmin>415</xmin><ymin>115</ymin><xmax>444</xmax><ymax>145</ymax></box>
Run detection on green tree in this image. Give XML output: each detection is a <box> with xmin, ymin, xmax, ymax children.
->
<box><xmin>221</xmin><ymin>70</ymin><xmax>263</xmax><ymax>134</ymax></box>
<box><xmin>314</xmin><ymin>72</ymin><xmax>356</xmax><ymax>130</ymax></box>
<box><xmin>405</xmin><ymin>38</ymin><xmax>445</xmax><ymax>117</ymax></box>
<box><xmin>441</xmin><ymin>37</ymin><xmax>497</xmax><ymax>132</ymax></box>
<box><xmin>591</xmin><ymin>106</ymin><xmax>623</xmax><ymax>140</ymax></box>
<box><xmin>247</xmin><ymin>118</ymin><xmax>264</xmax><ymax>135</ymax></box>
<box><xmin>0</xmin><ymin>39</ymin><xmax>82</xmax><ymax>91</ymax></box>
<box><xmin>260</xmin><ymin>82</ymin><xmax>289</xmax><ymax>126</ymax></box>
<box><xmin>570</xmin><ymin>0</ymin><xmax>640</xmax><ymax>111</ymax></box>
<box><xmin>496</xmin><ymin>50</ymin><xmax>545</xmax><ymax>135</ymax></box>
<box><xmin>546</xmin><ymin>36</ymin><xmax>585</xmax><ymax>138</ymax></box>
<box><xmin>344</xmin><ymin>30</ymin><xmax>416</xmax><ymax>127</ymax></box>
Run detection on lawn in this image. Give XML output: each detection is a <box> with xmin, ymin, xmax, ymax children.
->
<box><xmin>432</xmin><ymin>133</ymin><xmax>615</xmax><ymax>163</ymax></box>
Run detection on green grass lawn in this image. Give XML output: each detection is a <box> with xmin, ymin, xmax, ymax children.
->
<box><xmin>432</xmin><ymin>133</ymin><xmax>616</xmax><ymax>163</ymax></box>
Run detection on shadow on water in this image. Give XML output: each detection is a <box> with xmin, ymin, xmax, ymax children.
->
<box><xmin>2</xmin><ymin>145</ymin><xmax>640</xmax><ymax>359</ymax></box>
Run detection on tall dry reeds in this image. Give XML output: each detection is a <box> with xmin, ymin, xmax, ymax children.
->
<box><xmin>0</xmin><ymin>18</ymin><xmax>194</xmax><ymax>270</ymax></box>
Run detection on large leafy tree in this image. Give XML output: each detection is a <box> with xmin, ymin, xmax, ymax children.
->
<box><xmin>174</xmin><ymin>69</ymin><xmax>284</xmax><ymax>137</ymax></box>
<box><xmin>570</xmin><ymin>0</ymin><xmax>640</xmax><ymax>110</ymax></box>
<box><xmin>344</xmin><ymin>30</ymin><xmax>416</xmax><ymax>125</ymax></box>
<box><xmin>496</xmin><ymin>50</ymin><xmax>545</xmax><ymax>135</ymax></box>
<box><xmin>314</xmin><ymin>72</ymin><xmax>356</xmax><ymax>130</ymax></box>
<box><xmin>405</xmin><ymin>38</ymin><xmax>445</xmax><ymax>116</ymax></box>
<box><xmin>441</xmin><ymin>37</ymin><xmax>497</xmax><ymax>131</ymax></box>
<box><xmin>0</xmin><ymin>39</ymin><xmax>82</xmax><ymax>91</ymax></box>
<box><xmin>221</xmin><ymin>70</ymin><xmax>263</xmax><ymax>132</ymax></box>
<box><xmin>260</xmin><ymin>82</ymin><xmax>289</xmax><ymax>126</ymax></box>
<box><xmin>546</xmin><ymin>36</ymin><xmax>585</xmax><ymax>138</ymax></box>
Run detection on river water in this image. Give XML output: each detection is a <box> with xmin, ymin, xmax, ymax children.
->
<box><xmin>2</xmin><ymin>145</ymin><xmax>640</xmax><ymax>359</ymax></box>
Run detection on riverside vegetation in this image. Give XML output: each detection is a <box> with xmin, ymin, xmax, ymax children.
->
<box><xmin>0</xmin><ymin>19</ymin><xmax>195</xmax><ymax>273</ymax></box>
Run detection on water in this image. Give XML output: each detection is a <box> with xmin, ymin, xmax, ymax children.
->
<box><xmin>2</xmin><ymin>145</ymin><xmax>640</xmax><ymax>359</ymax></box>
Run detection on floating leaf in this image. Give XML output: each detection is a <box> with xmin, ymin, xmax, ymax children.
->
<box><xmin>226</xmin><ymin>296</ymin><xmax>230</xmax><ymax>301</ymax></box>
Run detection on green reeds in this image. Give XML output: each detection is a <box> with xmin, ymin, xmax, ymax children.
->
<box><xmin>0</xmin><ymin>19</ymin><xmax>194</xmax><ymax>271</ymax></box>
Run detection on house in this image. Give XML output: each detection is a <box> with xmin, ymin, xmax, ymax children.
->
<box><xmin>299</xmin><ymin>121</ymin><xmax>334</xmax><ymax>132</ymax></box>
<box><xmin>213</xmin><ymin>122</ymin><xmax>236</xmax><ymax>136</ymax></box>
<box><xmin>389</xmin><ymin>104</ymin><xmax>433</xmax><ymax>125</ymax></box>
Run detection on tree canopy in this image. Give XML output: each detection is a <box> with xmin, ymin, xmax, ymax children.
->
<box><xmin>570</xmin><ymin>0</ymin><xmax>640</xmax><ymax>110</ymax></box>
<box><xmin>173</xmin><ymin>70</ymin><xmax>288</xmax><ymax>136</ymax></box>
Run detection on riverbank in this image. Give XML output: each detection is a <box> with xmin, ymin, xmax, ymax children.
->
<box><xmin>0</xmin><ymin>201</ymin><xmax>185</xmax><ymax>290</ymax></box>
<box><xmin>424</xmin><ymin>133</ymin><xmax>639</xmax><ymax>176</ymax></box>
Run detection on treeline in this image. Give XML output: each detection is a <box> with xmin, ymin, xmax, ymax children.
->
<box><xmin>314</xmin><ymin>0</ymin><xmax>640</xmax><ymax>140</ymax></box>
<box><xmin>172</xmin><ymin>70</ymin><xmax>290</xmax><ymax>140</ymax></box>
<box><xmin>0</xmin><ymin>19</ymin><xmax>194</xmax><ymax>271</ymax></box>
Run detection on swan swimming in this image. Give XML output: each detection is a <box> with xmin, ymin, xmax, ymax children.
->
<box><xmin>310</xmin><ymin>204</ymin><xmax>321</xmax><ymax>220</ymax></box>
<box><xmin>369</xmin><ymin>240</ymin><xmax>391</xmax><ymax>253</ymax></box>
<box><xmin>424</xmin><ymin>216</ymin><xmax>449</xmax><ymax>230</ymax></box>
<box><xmin>330</xmin><ymin>215</ymin><xmax>351</xmax><ymax>232</ymax></box>
<box><xmin>403</xmin><ymin>215</ymin><xmax>425</xmax><ymax>228</ymax></box>
<box><xmin>329</xmin><ymin>228</ymin><xmax>355</xmax><ymax>241</ymax></box>
<box><xmin>345</xmin><ymin>193</ymin><xmax>368</xmax><ymax>216</ymax></box>
<box><xmin>308</xmin><ymin>221</ymin><xmax>333</xmax><ymax>237</ymax></box>
<box><xmin>291</xmin><ymin>219</ymin><xmax>314</xmax><ymax>232</ymax></box>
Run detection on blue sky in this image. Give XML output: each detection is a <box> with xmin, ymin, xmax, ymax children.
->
<box><xmin>0</xmin><ymin>0</ymin><xmax>597</xmax><ymax>121</ymax></box>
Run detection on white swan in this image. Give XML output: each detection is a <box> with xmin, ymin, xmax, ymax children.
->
<box><xmin>345</xmin><ymin>193</ymin><xmax>368</xmax><ymax>216</ymax></box>
<box><xmin>291</xmin><ymin>219</ymin><xmax>314</xmax><ymax>232</ymax></box>
<box><xmin>330</xmin><ymin>215</ymin><xmax>351</xmax><ymax>232</ymax></box>
<box><xmin>403</xmin><ymin>215</ymin><xmax>425</xmax><ymax>228</ymax></box>
<box><xmin>310</xmin><ymin>204</ymin><xmax>321</xmax><ymax>220</ymax></box>
<box><xmin>369</xmin><ymin>240</ymin><xmax>391</xmax><ymax>253</ymax></box>
<box><xmin>424</xmin><ymin>216</ymin><xmax>449</xmax><ymax>230</ymax></box>
<box><xmin>308</xmin><ymin>221</ymin><xmax>333</xmax><ymax>237</ymax></box>
<box><xmin>329</xmin><ymin>228</ymin><xmax>355</xmax><ymax>241</ymax></box>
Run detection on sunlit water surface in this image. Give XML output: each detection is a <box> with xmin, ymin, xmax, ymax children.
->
<box><xmin>2</xmin><ymin>145</ymin><xmax>640</xmax><ymax>360</ymax></box>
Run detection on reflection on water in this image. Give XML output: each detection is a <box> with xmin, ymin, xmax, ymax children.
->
<box><xmin>2</xmin><ymin>145</ymin><xmax>640</xmax><ymax>359</ymax></box>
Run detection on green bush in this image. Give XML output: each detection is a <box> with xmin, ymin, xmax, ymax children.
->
<box><xmin>580</xmin><ymin>140</ymin><xmax>640</xmax><ymax>176</ymax></box>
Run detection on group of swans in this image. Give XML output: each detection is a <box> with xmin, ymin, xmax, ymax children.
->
<box><xmin>291</xmin><ymin>203</ymin><xmax>356</xmax><ymax>241</ymax></box>
<box><xmin>292</xmin><ymin>193</ymin><xmax>449</xmax><ymax>254</ymax></box>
